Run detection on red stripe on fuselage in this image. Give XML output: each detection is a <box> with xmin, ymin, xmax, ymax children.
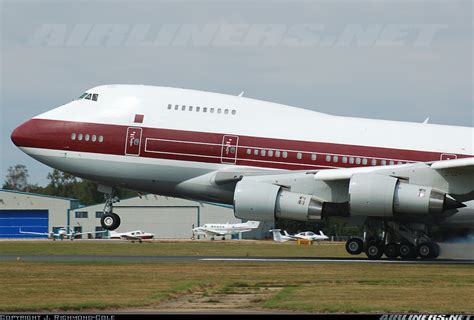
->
<box><xmin>12</xmin><ymin>118</ymin><xmax>470</xmax><ymax>171</ymax></box>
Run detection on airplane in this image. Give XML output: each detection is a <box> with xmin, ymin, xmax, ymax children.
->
<box><xmin>270</xmin><ymin>229</ymin><xmax>329</xmax><ymax>243</ymax></box>
<box><xmin>191</xmin><ymin>220</ymin><xmax>260</xmax><ymax>240</ymax></box>
<box><xmin>10</xmin><ymin>84</ymin><xmax>474</xmax><ymax>260</ymax></box>
<box><xmin>19</xmin><ymin>227</ymin><xmax>106</xmax><ymax>241</ymax></box>
<box><xmin>109</xmin><ymin>230</ymin><xmax>155</xmax><ymax>242</ymax></box>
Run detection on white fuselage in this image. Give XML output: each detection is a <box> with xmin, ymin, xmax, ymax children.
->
<box><xmin>11</xmin><ymin>85</ymin><xmax>474</xmax><ymax>200</ymax></box>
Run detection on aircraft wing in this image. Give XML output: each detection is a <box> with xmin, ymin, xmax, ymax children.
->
<box><xmin>70</xmin><ymin>231</ymin><xmax>108</xmax><ymax>237</ymax></box>
<box><xmin>430</xmin><ymin>157</ymin><xmax>474</xmax><ymax>171</ymax></box>
<box><xmin>204</xmin><ymin>230</ymin><xmax>228</xmax><ymax>236</ymax></box>
<box><xmin>19</xmin><ymin>230</ymin><xmax>50</xmax><ymax>236</ymax></box>
<box><xmin>119</xmin><ymin>234</ymin><xmax>143</xmax><ymax>241</ymax></box>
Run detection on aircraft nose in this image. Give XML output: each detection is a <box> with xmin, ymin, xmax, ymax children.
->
<box><xmin>11</xmin><ymin>120</ymin><xmax>33</xmax><ymax>147</ymax></box>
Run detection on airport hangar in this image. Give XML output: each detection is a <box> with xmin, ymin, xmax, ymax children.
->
<box><xmin>0</xmin><ymin>189</ymin><xmax>271</xmax><ymax>239</ymax></box>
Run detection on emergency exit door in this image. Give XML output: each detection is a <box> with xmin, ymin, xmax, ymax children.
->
<box><xmin>125</xmin><ymin>127</ymin><xmax>142</xmax><ymax>156</ymax></box>
<box><xmin>221</xmin><ymin>135</ymin><xmax>239</xmax><ymax>164</ymax></box>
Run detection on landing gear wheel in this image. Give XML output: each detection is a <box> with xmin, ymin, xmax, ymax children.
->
<box><xmin>101</xmin><ymin>213</ymin><xmax>121</xmax><ymax>230</ymax></box>
<box><xmin>399</xmin><ymin>242</ymin><xmax>416</xmax><ymax>260</ymax></box>
<box><xmin>346</xmin><ymin>237</ymin><xmax>364</xmax><ymax>255</ymax></box>
<box><xmin>366</xmin><ymin>241</ymin><xmax>384</xmax><ymax>260</ymax></box>
<box><xmin>418</xmin><ymin>241</ymin><xmax>440</xmax><ymax>259</ymax></box>
<box><xmin>221</xmin><ymin>237</ymin><xmax>225</xmax><ymax>240</ymax></box>
<box><xmin>384</xmin><ymin>242</ymin><xmax>399</xmax><ymax>259</ymax></box>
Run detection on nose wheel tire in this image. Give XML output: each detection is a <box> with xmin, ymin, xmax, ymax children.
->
<box><xmin>346</xmin><ymin>237</ymin><xmax>364</xmax><ymax>255</ymax></box>
<box><xmin>365</xmin><ymin>241</ymin><xmax>384</xmax><ymax>260</ymax></box>
<box><xmin>101</xmin><ymin>213</ymin><xmax>121</xmax><ymax>230</ymax></box>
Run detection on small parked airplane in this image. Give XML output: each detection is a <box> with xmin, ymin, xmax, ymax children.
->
<box><xmin>192</xmin><ymin>221</ymin><xmax>260</xmax><ymax>240</ymax></box>
<box><xmin>270</xmin><ymin>229</ymin><xmax>329</xmax><ymax>244</ymax></box>
<box><xmin>109</xmin><ymin>230</ymin><xmax>154</xmax><ymax>242</ymax></box>
<box><xmin>19</xmin><ymin>227</ymin><xmax>106</xmax><ymax>241</ymax></box>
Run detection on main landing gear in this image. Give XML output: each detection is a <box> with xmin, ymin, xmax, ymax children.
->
<box><xmin>99</xmin><ymin>187</ymin><xmax>121</xmax><ymax>231</ymax></box>
<box><xmin>345</xmin><ymin>219</ymin><xmax>440</xmax><ymax>260</ymax></box>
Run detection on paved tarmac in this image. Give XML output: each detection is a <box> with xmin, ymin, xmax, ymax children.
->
<box><xmin>0</xmin><ymin>255</ymin><xmax>473</xmax><ymax>264</ymax></box>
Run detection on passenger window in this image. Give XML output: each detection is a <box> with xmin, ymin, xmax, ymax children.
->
<box><xmin>92</xmin><ymin>94</ymin><xmax>98</xmax><ymax>101</ymax></box>
<box><xmin>268</xmin><ymin>150</ymin><xmax>274</xmax><ymax>157</ymax></box>
<box><xmin>196</xmin><ymin>106</ymin><xmax>200</xmax><ymax>112</ymax></box>
<box><xmin>98</xmin><ymin>135</ymin><xmax>104</xmax><ymax>143</ymax></box>
<box><xmin>371</xmin><ymin>159</ymin><xmax>377</xmax><ymax>166</ymax></box>
<box><xmin>349</xmin><ymin>157</ymin><xmax>355</xmax><ymax>164</ymax></box>
<box><xmin>85</xmin><ymin>94</ymin><xmax>92</xmax><ymax>100</ymax></box>
<box><xmin>398</xmin><ymin>161</ymin><xmax>403</xmax><ymax>165</ymax></box>
<box><xmin>311</xmin><ymin>154</ymin><xmax>317</xmax><ymax>161</ymax></box>
<box><xmin>356</xmin><ymin>158</ymin><xmax>361</xmax><ymax>165</ymax></box>
<box><xmin>78</xmin><ymin>133</ymin><xmax>83</xmax><ymax>141</ymax></box>
<box><xmin>389</xmin><ymin>160</ymin><xmax>395</xmax><ymax>165</ymax></box>
<box><xmin>246</xmin><ymin>149</ymin><xmax>251</xmax><ymax>155</ymax></box>
<box><xmin>333</xmin><ymin>155</ymin><xmax>339</xmax><ymax>163</ymax></box>
<box><xmin>342</xmin><ymin>156</ymin><xmax>348</xmax><ymax>163</ymax></box>
<box><xmin>175</xmin><ymin>105</ymin><xmax>179</xmax><ymax>110</ymax></box>
<box><xmin>167</xmin><ymin>104</ymin><xmax>172</xmax><ymax>110</ymax></box>
<box><xmin>382</xmin><ymin>160</ymin><xmax>387</xmax><ymax>166</ymax></box>
<box><xmin>85</xmin><ymin>134</ymin><xmax>90</xmax><ymax>141</ymax></box>
<box><xmin>297</xmin><ymin>152</ymin><xmax>302</xmax><ymax>160</ymax></box>
<box><xmin>231</xmin><ymin>110</ymin><xmax>236</xmax><ymax>115</ymax></box>
<box><xmin>217</xmin><ymin>108</ymin><xmax>222</xmax><ymax>114</ymax></box>
<box><xmin>203</xmin><ymin>107</ymin><xmax>208</xmax><ymax>113</ymax></box>
<box><xmin>261</xmin><ymin>149</ymin><xmax>266</xmax><ymax>156</ymax></box>
<box><xmin>282</xmin><ymin>151</ymin><xmax>288</xmax><ymax>158</ymax></box>
<box><xmin>326</xmin><ymin>155</ymin><xmax>331</xmax><ymax>162</ymax></box>
<box><xmin>275</xmin><ymin>150</ymin><xmax>281</xmax><ymax>158</ymax></box>
<box><xmin>210</xmin><ymin>108</ymin><xmax>214</xmax><ymax>113</ymax></box>
<box><xmin>92</xmin><ymin>135</ymin><xmax>97</xmax><ymax>142</ymax></box>
<box><xmin>189</xmin><ymin>106</ymin><xmax>193</xmax><ymax>111</ymax></box>
<box><xmin>362</xmin><ymin>158</ymin><xmax>368</xmax><ymax>165</ymax></box>
<box><xmin>182</xmin><ymin>105</ymin><xmax>186</xmax><ymax>111</ymax></box>
<box><xmin>224</xmin><ymin>109</ymin><xmax>229</xmax><ymax>114</ymax></box>
<box><xmin>71</xmin><ymin>133</ymin><xmax>76</xmax><ymax>140</ymax></box>
<box><xmin>254</xmin><ymin>149</ymin><xmax>259</xmax><ymax>156</ymax></box>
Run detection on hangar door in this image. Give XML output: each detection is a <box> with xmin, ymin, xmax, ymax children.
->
<box><xmin>115</xmin><ymin>207</ymin><xmax>198</xmax><ymax>239</ymax></box>
<box><xmin>0</xmin><ymin>210</ymin><xmax>48</xmax><ymax>238</ymax></box>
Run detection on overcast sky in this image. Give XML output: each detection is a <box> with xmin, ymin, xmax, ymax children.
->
<box><xmin>0</xmin><ymin>0</ymin><xmax>472</xmax><ymax>186</ymax></box>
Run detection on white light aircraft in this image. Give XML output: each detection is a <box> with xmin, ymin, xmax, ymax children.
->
<box><xmin>192</xmin><ymin>221</ymin><xmax>260</xmax><ymax>240</ymax></box>
<box><xmin>19</xmin><ymin>227</ymin><xmax>106</xmax><ymax>241</ymax></box>
<box><xmin>270</xmin><ymin>229</ymin><xmax>329</xmax><ymax>243</ymax></box>
<box><xmin>11</xmin><ymin>84</ymin><xmax>474</xmax><ymax>260</ymax></box>
<box><xmin>109</xmin><ymin>230</ymin><xmax>154</xmax><ymax>242</ymax></box>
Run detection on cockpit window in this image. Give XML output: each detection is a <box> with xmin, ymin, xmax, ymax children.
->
<box><xmin>77</xmin><ymin>92</ymin><xmax>99</xmax><ymax>101</ymax></box>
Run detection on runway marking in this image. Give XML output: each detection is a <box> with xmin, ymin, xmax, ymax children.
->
<box><xmin>200</xmin><ymin>257</ymin><xmax>474</xmax><ymax>265</ymax></box>
<box><xmin>0</xmin><ymin>255</ymin><xmax>472</xmax><ymax>265</ymax></box>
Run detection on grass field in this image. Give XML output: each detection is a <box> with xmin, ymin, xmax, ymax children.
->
<box><xmin>0</xmin><ymin>241</ymin><xmax>473</xmax><ymax>313</ymax></box>
<box><xmin>0</xmin><ymin>240</ymin><xmax>349</xmax><ymax>257</ymax></box>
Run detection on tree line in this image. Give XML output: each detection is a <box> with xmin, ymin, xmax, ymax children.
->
<box><xmin>2</xmin><ymin>164</ymin><xmax>135</xmax><ymax>205</ymax></box>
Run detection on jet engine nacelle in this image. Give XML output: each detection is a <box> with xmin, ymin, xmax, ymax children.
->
<box><xmin>349</xmin><ymin>173</ymin><xmax>463</xmax><ymax>217</ymax></box>
<box><xmin>233</xmin><ymin>180</ymin><xmax>324</xmax><ymax>222</ymax></box>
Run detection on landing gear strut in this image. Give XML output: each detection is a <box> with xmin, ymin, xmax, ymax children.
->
<box><xmin>344</xmin><ymin>219</ymin><xmax>441</xmax><ymax>260</ymax></box>
<box><xmin>99</xmin><ymin>187</ymin><xmax>121</xmax><ymax>230</ymax></box>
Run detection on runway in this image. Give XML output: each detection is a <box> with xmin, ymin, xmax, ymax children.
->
<box><xmin>1</xmin><ymin>255</ymin><xmax>473</xmax><ymax>265</ymax></box>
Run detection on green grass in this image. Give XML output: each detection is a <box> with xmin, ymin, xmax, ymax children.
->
<box><xmin>0</xmin><ymin>260</ymin><xmax>472</xmax><ymax>313</ymax></box>
<box><xmin>0</xmin><ymin>240</ymin><xmax>348</xmax><ymax>257</ymax></box>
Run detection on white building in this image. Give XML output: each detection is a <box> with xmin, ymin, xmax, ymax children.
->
<box><xmin>70</xmin><ymin>194</ymin><xmax>241</xmax><ymax>239</ymax></box>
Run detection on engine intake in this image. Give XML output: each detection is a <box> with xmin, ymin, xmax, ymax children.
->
<box><xmin>233</xmin><ymin>180</ymin><xmax>324</xmax><ymax>222</ymax></box>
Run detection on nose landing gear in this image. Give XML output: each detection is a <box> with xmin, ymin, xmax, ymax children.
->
<box><xmin>99</xmin><ymin>186</ymin><xmax>121</xmax><ymax>231</ymax></box>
